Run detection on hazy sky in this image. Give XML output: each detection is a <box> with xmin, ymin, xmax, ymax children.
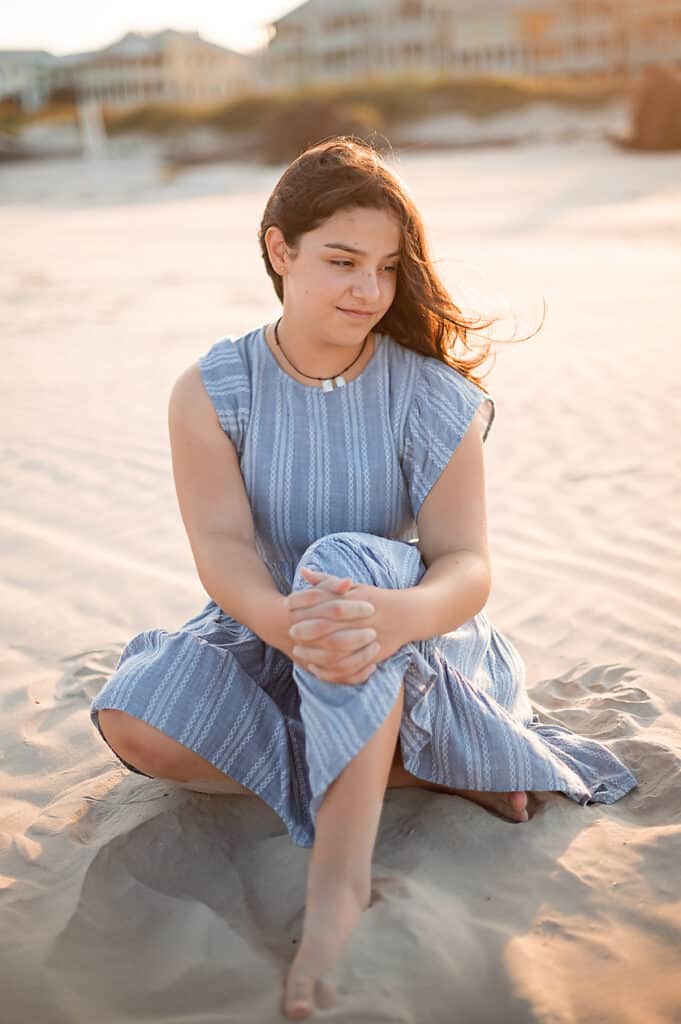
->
<box><xmin>3</xmin><ymin>0</ymin><xmax>304</xmax><ymax>56</ymax></box>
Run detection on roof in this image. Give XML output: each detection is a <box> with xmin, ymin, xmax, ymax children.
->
<box><xmin>0</xmin><ymin>49</ymin><xmax>58</xmax><ymax>61</ymax></box>
<box><xmin>269</xmin><ymin>0</ymin><xmax>563</xmax><ymax>25</ymax></box>
<box><xmin>270</xmin><ymin>1</ymin><xmax>324</xmax><ymax>27</ymax></box>
<box><xmin>28</xmin><ymin>28</ymin><xmax>249</xmax><ymax>68</ymax></box>
<box><xmin>100</xmin><ymin>29</ymin><xmax>244</xmax><ymax>58</ymax></box>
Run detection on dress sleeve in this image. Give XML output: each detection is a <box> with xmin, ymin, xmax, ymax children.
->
<box><xmin>197</xmin><ymin>337</ymin><xmax>250</xmax><ymax>457</ymax></box>
<box><xmin>402</xmin><ymin>356</ymin><xmax>496</xmax><ymax>522</ymax></box>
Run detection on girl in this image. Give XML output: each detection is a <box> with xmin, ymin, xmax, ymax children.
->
<box><xmin>90</xmin><ymin>136</ymin><xmax>637</xmax><ymax>1020</ymax></box>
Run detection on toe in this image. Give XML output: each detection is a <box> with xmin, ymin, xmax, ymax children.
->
<box><xmin>316</xmin><ymin>976</ymin><xmax>336</xmax><ymax>1009</ymax></box>
<box><xmin>283</xmin><ymin>972</ymin><xmax>315</xmax><ymax>1020</ymax></box>
<box><xmin>508</xmin><ymin>792</ymin><xmax>529</xmax><ymax>820</ymax></box>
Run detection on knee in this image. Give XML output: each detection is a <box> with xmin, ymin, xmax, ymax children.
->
<box><xmin>293</xmin><ymin>531</ymin><xmax>396</xmax><ymax>592</ymax></box>
<box><xmin>96</xmin><ymin>709</ymin><xmax>170</xmax><ymax>776</ymax></box>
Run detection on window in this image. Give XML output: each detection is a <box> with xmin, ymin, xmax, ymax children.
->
<box><xmin>325</xmin><ymin>14</ymin><xmax>367</xmax><ymax>31</ymax></box>
<box><xmin>400</xmin><ymin>0</ymin><xmax>423</xmax><ymax>18</ymax></box>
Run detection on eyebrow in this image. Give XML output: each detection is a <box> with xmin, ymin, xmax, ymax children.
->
<box><xmin>323</xmin><ymin>243</ymin><xmax>401</xmax><ymax>258</ymax></box>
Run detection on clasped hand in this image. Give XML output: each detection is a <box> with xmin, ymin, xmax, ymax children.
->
<box><xmin>282</xmin><ymin>566</ymin><xmax>404</xmax><ymax>685</ymax></box>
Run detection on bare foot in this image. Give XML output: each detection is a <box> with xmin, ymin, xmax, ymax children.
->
<box><xmin>451</xmin><ymin>787</ymin><xmax>533</xmax><ymax>822</ymax></box>
<box><xmin>282</xmin><ymin>882</ymin><xmax>370</xmax><ymax>1020</ymax></box>
<box><xmin>387</xmin><ymin>749</ymin><xmax>536</xmax><ymax>822</ymax></box>
<box><xmin>388</xmin><ymin>760</ymin><xmax>534</xmax><ymax>823</ymax></box>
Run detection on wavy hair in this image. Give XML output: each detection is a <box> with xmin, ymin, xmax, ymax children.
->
<box><xmin>258</xmin><ymin>135</ymin><xmax>542</xmax><ymax>393</ymax></box>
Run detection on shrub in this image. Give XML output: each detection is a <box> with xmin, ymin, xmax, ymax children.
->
<box><xmin>257</xmin><ymin>97</ymin><xmax>385</xmax><ymax>163</ymax></box>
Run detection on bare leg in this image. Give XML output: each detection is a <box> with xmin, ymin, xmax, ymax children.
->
<box><xmin>96</xmin><ymin>709</ymin><xmax>255</xmax><ymax>796</ymax></box>
<box><xmin>386</xmin><ymin>741</ymin><xmax>534</xmax><ymax>822</ymax></box>
<box><xmin>282</xmin><ymin>684</ymin><xmax>405</xmax><ymax>1020</ymax></box>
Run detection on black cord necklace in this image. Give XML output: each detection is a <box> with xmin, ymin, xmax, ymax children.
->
<box><xmin>274</xmin><ymin>315</ymin><xmax>370</xmax><ymax>392</ymax></box>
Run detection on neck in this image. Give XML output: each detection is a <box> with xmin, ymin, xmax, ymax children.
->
<box><xmin>273</xmin><ymin>314</ymin><xmax>373</xmax><ymax>379</ymax></box>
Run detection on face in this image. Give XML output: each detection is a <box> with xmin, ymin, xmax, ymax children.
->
<box><xmin>266</xmin><ymin>206</ymin><xmax>401</xmax><ymax>342</ymax></box>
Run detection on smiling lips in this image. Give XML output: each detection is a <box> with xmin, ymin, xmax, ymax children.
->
<box><xmin>338</xmin><ymin>307</ymin><xmax>374</xmax><ymax>317</ymax></box>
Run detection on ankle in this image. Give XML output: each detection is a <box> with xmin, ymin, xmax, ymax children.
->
<box><xmin>307</xmin><ymin>874</ymin><xmax>371</xmax><ymax>911</ymax></box>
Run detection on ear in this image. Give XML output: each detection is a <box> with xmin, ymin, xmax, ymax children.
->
<box><xmin>264</xmin><ymin>225</ymin><xmax>290</xmax><ymax>276</ymax></box>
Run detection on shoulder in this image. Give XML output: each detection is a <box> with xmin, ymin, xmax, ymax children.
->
<box><xmin>382</xmin><ymin>333</ymin><xmax>491</xmax><ymax>405</ymax></box>
<box><xmin>197</xmin><ymin>330</ymin><xmax>256</xmax><ymax>401</ymax></box>
<box><xmin>190</xmin><ymin>329</ymin><xmax>256</xmax><ymax>449</ymax></box>
<box><xmin>397</xmin><ymin>344</ymin><xmax>495</xmax><ymax>445</ymax></box>
<box><xmin>198</xmin><ymin>331</ymin><xmax>250</xmax><ymax>379</ymax></box>
<box><xmin>417</xmin><ymin>352</ymin><xmax>489</xmax><ymax>405</ymax></box>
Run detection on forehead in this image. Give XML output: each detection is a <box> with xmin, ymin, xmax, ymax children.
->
<box><xmin>309</xmin><ymin>207</ymin><xmax>401</xmax><ymax>248</ymax></box>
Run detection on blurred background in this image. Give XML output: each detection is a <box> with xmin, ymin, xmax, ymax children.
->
<box><xmin>1</xmin><ymin>1</ymin><xmax>680</xmax><ymax>669</ymax></box>
<box><xmin>3</xmin><ymin>0</ymin><xmax>681</xmax><ymax>166</ymax></box>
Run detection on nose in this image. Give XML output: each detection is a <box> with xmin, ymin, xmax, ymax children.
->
<box><xmin>351</xmin><ymin>270</ymin><xmax>381</xmax><ymax>302</ymax></box>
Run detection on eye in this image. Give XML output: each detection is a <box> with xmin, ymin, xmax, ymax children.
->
<box><xmin>330</xmin><ymin>260</ymin><xmax>398</xmax><ymax>272</ymax></box>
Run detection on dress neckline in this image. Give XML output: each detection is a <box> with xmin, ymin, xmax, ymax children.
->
<box><xmin>257</xmin><ymin>323</ymin><xmax>383</xmax><ymax>394</ymax></box>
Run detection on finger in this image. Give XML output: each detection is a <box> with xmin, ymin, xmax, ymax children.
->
<box><xmin>288</xmin><ymin>605</ymin><xmax>376</xmax><ymax>632</ymax></box>
<box><xmin>293</xmin><ymin>636</ymin><xmax>380</xmax><ymax>669</ymax></box>
<box><xmin>299</xmin><ymin>567</ymin><xmax>339</xmax><ymax>582</ymax></box>
<box><xmin>288</xmin><ymin>595</ymin><xmax>376</xmax><ymax>620</ymax></box>
<box><xmin>300</xmin><ymin>567</ymin><xmax>354</xmax><ymax>592</ymax></box>
<box><xmin>315</xmin><ymin>575</ymin><xmax>355</xmax><ymax>595</ymax></box>
<box><xmin>288</xmin><ymin>584</ymin><xmax>357</xmax><ymax>611</ymax></box>
<box><xmin>338</xmin><ymin>638</ymin><xmax>381</xmax><ymax>670</ymax></box>
<box><xmin>290</xmin><ymin>623</ymin><xmax>377</xmax><ymax>648</ymax></box>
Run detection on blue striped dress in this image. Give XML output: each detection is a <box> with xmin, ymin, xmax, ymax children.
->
<box><xmin>90</xmin><ymin>324</ymin><xmax>638</xmax><ymax>846</ymax></box>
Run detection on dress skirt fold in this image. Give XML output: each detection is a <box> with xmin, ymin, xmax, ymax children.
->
<box><xmin>91</xmin><ymin>530</ymin><xmax>638</xmax><ymax>848</ymax></box>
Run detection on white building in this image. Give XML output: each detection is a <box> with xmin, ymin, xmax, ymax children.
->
<box><xmin>5</xmin><ymin>29</ymin><xmax>257</xmax><ymax>112</ymax></box>
<box><xmin>0</xmin><ymin>50</ymin><xmax>58</xmax><ymax>109</ymax></box>
<box><xmin>7</xmin><ymin>7</ymin><xmax>681</xmax><ymax>114</ymax></box>
<box><xmin>261</xmin><ymin>0</ymin><xmax>681</xmax><ymax>88</ymax></box>
<box><xmin>54</xmin><ymin>29</ymin><xmax>256</xmax><ymax>108</ymax></box>
<box><xmin>623</xmin><ymin>1</ymin><xmax>681</xmax><ymax>76</ymax></box>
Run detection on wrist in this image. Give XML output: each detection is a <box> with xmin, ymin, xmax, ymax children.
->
<box><xmin>384</xmin><ymin>584</ymin><xmax>440</xmax><ymax>645</ymax></box>
<box><xmin>396</xmin><ymin>553</ymin><xmax>490</xmax><ymax>642</ymax></box>
<box><xmin>379</xmin><ymin>587</ymin><xmax>419</xmax><ymax>647</ymax></box>
<box><xmin>256</xmin><ymin>593</ymin><xmax>291</xmax><ymax>652</ymax></box>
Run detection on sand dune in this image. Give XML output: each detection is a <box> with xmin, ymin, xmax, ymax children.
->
<box><xmin>1</xmin><ymin>138</ymin><xmax>680</xmax><ymax>1022</ymax></box>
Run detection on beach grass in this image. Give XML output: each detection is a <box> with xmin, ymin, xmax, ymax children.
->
<box><xmin>1</xmin><ymin>71</ymin><xmax>634</xmax><ymax>140</ymax></box>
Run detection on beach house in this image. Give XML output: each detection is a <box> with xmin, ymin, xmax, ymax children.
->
<box><xmin>260</xmin><ymin>0</ymin><xmax>681</xmax><ymax>88</ymax></box>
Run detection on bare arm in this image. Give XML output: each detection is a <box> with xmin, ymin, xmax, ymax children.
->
<box><xmin>168</xmin><ymin>363</ymin><xmax>288</xmax><ymax>649</ymax></box>
<box><xmin>169</xmin><ymin>360</ymin><xmax>397</xmax><ymax>681</ymax></box>
<box><xmin>399</xmin><ymin>411</ymin><xmax>492</xmax><ymax>641</ymax></box>
<box><xmin>283</xmin><ymin>413</ymin><xmax>492</xmax><ymax>678</ymax></box>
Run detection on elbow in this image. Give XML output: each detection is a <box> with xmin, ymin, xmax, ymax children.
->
<box><xmin>473</xmin><ymin>555</ymin><xmax>492</xmax><ymax>613</ymax></box>
<box><xmin>478</xmin><ymin>572</ymin><xmax>492</xmax><ymax>613</ymax></box>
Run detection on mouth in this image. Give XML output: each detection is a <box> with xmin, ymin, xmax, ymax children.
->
<box><xmin>337</xmin><ymin>307</ymin><xmax>375</xmax><ymax>319</ymax></box>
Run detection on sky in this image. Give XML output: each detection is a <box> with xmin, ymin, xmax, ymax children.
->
<box><xmin>2</xmin><ymin>0</ymin><xmax>305</xmax><ymax>56</ymax></box>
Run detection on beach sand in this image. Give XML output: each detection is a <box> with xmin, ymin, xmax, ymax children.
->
<box><xmin>1</xmin><ymin>136</ymin><xmax>680</xmax><ymax>1022</ymax></box>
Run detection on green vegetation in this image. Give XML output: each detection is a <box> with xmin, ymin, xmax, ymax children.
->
<box><xmin>1</xmin><ymin>71</ymin><xmax>633</xmax><ymax>138</ymax></box>
<box><xmin>284</xmin><ymin>70</ymin><xmax>632</xmax><ymax>122</ymax></box>
<box><xmin>0</xmin><ymin>97</ymin><xmax>79</xmax><ymax>135</ymax></box>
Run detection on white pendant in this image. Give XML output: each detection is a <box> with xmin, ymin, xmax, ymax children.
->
<box><xmin>321</xmin><ymin>378</ymin><xmax>334</xmax><ymax>392</ymax></box>
<box><xmin>334</xmin><ymin>375</ymin><xmax>346</xmax><ymax>388</ymax></box>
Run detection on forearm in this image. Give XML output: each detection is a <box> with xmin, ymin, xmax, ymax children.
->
<box><xmin>389</xmin><ymin>549</ymin><xmax>491</xmax><ymax>644</ymax></box>
<box><xmin>194</xmin><ymin>534</ymin><xmax>287</xmax><ymax>649</ymax></box>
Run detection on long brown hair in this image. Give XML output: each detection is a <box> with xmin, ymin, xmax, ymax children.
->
<box><xmin>258</xmin><ymin>135</ymin><xmax>542</xmax><ymax>393</ymax></box>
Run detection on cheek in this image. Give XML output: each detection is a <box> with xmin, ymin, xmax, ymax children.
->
<box><xmin>384</xmin><ymin>276</ymin><xmax>398</xmax><ymax>301</ymax></box>
<box><xmin>315</xmin><ymin>267</ymin><xmax>341</xmax><ymax>293</ymax></box>
<box><xmin>303</xmin><ymin>270</ymin><xmax>333</xmax><ymax>300</ymax></box>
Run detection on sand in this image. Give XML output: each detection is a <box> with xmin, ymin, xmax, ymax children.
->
<box><xmin>1</xmin><ymin>134</ymin><xmax>680</xmax><ymax>1023</ymax></box>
